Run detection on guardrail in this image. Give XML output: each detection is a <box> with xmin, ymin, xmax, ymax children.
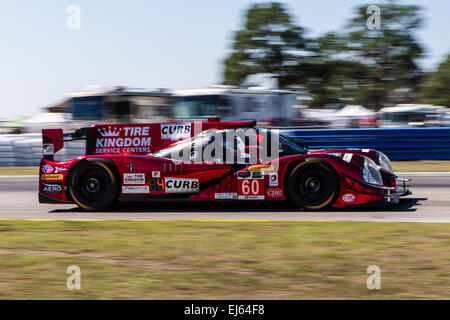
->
<box><xmin>0</xmin><ymin>127</ymin><xmax>449</xmax><ymax>165</ymax></box>
<box><xmin>0</xmin><ymin>134</ymin><xmax>85</xmax><ymax>166</ymax></box>
<box><xmin>282</xmin><ymin>127</ymin><xmax>450</xmax><ymax>160</ymax></box>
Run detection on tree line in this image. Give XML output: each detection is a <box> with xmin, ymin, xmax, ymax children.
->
<box><xmin>222</xmin><ymin>1</ymin><xmax>450</xmax><ymax>109</ymax></box>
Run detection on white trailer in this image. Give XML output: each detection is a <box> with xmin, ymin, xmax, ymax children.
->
<box><xmin>172</xmin><ymin>86</ymin><xmax>295</xmax><ymax>122</ymax></box>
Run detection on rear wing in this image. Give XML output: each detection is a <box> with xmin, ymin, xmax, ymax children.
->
<box><xmin>42</xmin><ymin>120</ymin><xmax>256</xmax><ymax>160</ymax></box>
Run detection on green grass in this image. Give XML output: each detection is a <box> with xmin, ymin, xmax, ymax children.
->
<box><xmin>1</xmin><ymin>161</ymin><xmax>450</xmax><ymax>176</ymax></box>
<box><xmin>0</xmin><ymin>221</ymin><xmax>448</xmax><ymax>299</ymax></box>
<box><xmin>0</xmin><ymin>166</ymin><xmax>39</xmax><ymax>175</ymax></box>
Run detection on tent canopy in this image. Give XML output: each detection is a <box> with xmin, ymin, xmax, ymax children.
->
<box><xmin>335</xmin><ymin>105</ymin><xmax>376</xmax><ymax>117</ymax></box>
<box><xmin>23</xmin><ymin>112</ymin><xmax>68</xmax><ymax>124</ymax></box>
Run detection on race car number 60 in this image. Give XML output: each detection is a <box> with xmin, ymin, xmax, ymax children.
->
<box><xmin>241</xmin><ymin>179</ymin><xmax>260</xmax><ymax>195</ymax></box>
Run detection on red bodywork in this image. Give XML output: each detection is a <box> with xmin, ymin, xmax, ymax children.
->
<box><xmin>39</xmin><ymin>121</ymin><xmax>408</xmax><ymax>208</ymax></box>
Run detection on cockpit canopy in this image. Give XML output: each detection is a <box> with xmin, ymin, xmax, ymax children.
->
<box><xmin>151</xmin><ymin>128</ymin><xmax>307</xmax><ymax>164</ymax></box>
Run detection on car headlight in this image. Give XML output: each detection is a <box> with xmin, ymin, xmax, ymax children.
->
<box><xmin>377</xmin><ymin>152</ymin><xmax>393</xmax><ymax>172</ymax></box>
<box><xmin>362</xmin><ymin>156</ymin><xmax>383</xmax><ymax>186</ymax></box>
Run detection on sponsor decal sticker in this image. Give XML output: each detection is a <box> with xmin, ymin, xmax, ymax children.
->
<box><xmin>214</xmin><ymin>193</ymin><xmax>237</xmax><ymax>200</ymax></box>
<box><xmin>342</xmin><ymin>193</ymin><xmax>355</xmax><ymax>203</ymax></box>
<box><xmin>95</xmin><ymin>126</ymin><xmax>151</xmax><ymax>154</ymax></box>
<box><xmin>123</xmin><ymin>173</ymin><xmax>145</xmax><ymax>185</ymax></box>
<box><xmin>238</xmin><ymin>195</ymin><xmax>265</xmax><ymax>200</ymax></box>
<box><xmin>42</xmin><ymin>164</ymin><xmax>54</xmax><ymax>174</ymax></box>
<box><xmin>269</xmin><ymin>173</ymin><xmax>278</xmax><ymax>186</ymax></box>
<box><xmin>237</xmin><ymin>171</ymin><xmax>251</xmax><ymax>179</ymax></box>
<box><xmin>42</xmin><ymin>174</ymin><xmax>63</xmax><ymax>181</ymax></box>
<box><xmin>251</xmin><ymin>171</ymin><xmax>264</xmax><ymax>179</ymax></box>
<box><xmin>165</xmin><ymin>178</ymin><xmax>199</xmax><ymax>193</ymax></box>
<box><xmin>343</xmin><ymin>153</ymin><xmax>353</xmax><ymax>163</ymax></box>
<box><xmin>152</xmin><ymin>171</ymin><xmax>161</xmax><ymax>178</ymax></box>
<box><xmin>149</xmin><ymin>178</ymin><xmax>165</xmax><ymax>191</ymax></box>
<box><xmin>161</xmin><ymin>123</ymin><xmax>191</xmax><ymax>140</ymax></box>
<box><xmin>248</xmin><ymin>164</ymin><xmax>273</xmax><ymax>171</ymax></box>
<box><xmin>122</xmin><ymin>186</ymin><xmax>149</xmax><ymax>194</ymax></box>
<box><xmin>42</xmin><ymin>183</ymin><xmax>62</xmax><ymax>193</ymax></box>
<box><xmin>238</xmin><ymin>178</ymin><xmax>264</xmax><ymax>199</ymax></box>
<box><xmin>54</xmin><ymin>166</ymin><xmax>67</xmax><ymax>174</ymax></box>
<box><xmin>266</xmin><ymin>188</ymin><xmax>283</xmax><ymax>198</ymax></box>
<box><xmin>328</xmin><ymin>152</ymin><xmax>342</xmax><ymax>158</ymax></box>
<box><xmin>43</xmin><ymin>144</ymin><xmax>54</xmax><ymax>155</ymax></box>
<box><xmin>362</xmin><ymin>149</ymin><xmax>370</xmax><ymax>153</ymax></box>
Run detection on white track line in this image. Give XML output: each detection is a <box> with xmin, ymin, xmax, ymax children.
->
<box><xmin>397</xmin><ymin>172</ymin><xmax>450</xmax><ymax>176</ymax></box>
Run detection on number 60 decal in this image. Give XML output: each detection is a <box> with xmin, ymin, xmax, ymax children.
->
<box><xmin>241</xmin><ymin>179</ymin><xmax>260</xmax><ymax>195</ymax></box>
<box><xmin>238</xmin><ymin>179</ymin><xmax>264</xmax><ymax>199</ymax></box>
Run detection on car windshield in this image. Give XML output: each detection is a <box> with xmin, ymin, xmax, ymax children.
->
<box><xmin>151</xmin><ymin>128</ymin><xmax>307</xmax><ymax>162</ymax></box>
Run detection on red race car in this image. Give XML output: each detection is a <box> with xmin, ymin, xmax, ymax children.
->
<box><xmin>39</xmin><ymin>120</ymin><xmax>411</xmax><ymax>211</ymax></box>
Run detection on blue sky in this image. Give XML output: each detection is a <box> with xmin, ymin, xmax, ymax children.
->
<box><xmin>0</xmin><ymin>0</ymin><xmax>448</xmax><ymax>118</ymax></box>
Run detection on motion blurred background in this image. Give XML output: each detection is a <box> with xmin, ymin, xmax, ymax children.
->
<box><xmin>0</xmin><ymin>1</ymin><xmax>449</xmax><ymax>300</ymax></box>
<box><xmin>0</xmin><ymin>0</ymin><xmax>449</xmax><ymax>162</ymax></box>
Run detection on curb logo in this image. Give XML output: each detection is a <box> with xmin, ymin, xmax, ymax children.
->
<box><xmin>161</xmin><ymin>123</ymin><xmax>191</xmax><ymax>140</ymax></box>
<box><xmin>165</xmin><ymin>178</ymin><xmax>199</xmax><ymax>193</ymax></box>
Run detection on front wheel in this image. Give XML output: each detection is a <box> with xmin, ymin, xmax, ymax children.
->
<box><xmin>286</xmin><ymin>161</ymin><xmax>339</xmax><ymax>210</ymax></box>
<box><xmin>68</xmin><ymin>161</ymin><xmax>119</xmax><ymax>211</ymax></box>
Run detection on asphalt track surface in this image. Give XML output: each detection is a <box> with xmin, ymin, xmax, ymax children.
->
<box><xmin>0</xmin><ymin>173</ymin><xmax>449</xmax><ymax>222</ymax></box>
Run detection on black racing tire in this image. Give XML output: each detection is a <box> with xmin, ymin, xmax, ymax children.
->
<box><xmin>286</xmin><ymin>161</ymin><xmax>339</xmax><ymax>210</ymax></box>
<box><xmin>68</xmin><ymin>161</ymin><xmax>119</xmax><ymax>211</ymax></box>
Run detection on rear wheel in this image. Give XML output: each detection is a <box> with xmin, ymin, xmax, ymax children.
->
<box><xmin>68</xmin><ymin>161</ymin><xmax>119</xmax><ymax>211</ymax></box>
<box><xmin>286</xmin><ymin>161</ymin><xmax>339</xmax><ymax>210</ymax></box>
